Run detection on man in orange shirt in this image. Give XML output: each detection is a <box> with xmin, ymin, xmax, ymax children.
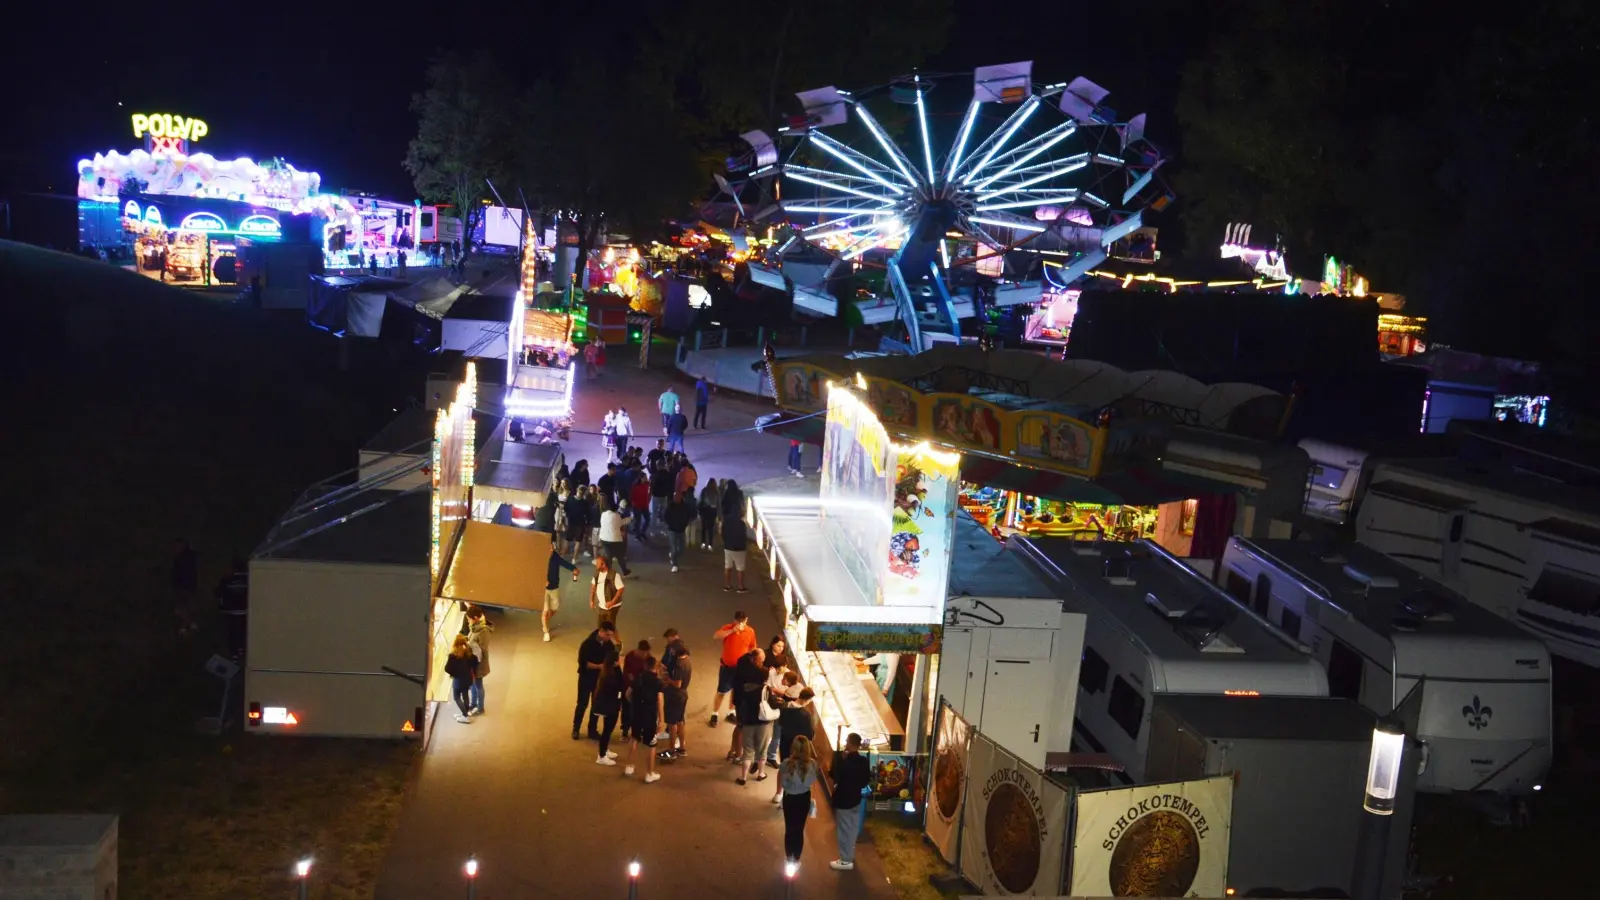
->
<box><xmin>710</xmin><ymin>611</ymin><xmax>758</xmax><ymax>726</ymax></box>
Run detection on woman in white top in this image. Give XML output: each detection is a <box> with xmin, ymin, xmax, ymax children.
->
<box><xmin>779</xmin><ymin>736</ymin><xmax>820</xmax><ymax>864</ymax></box>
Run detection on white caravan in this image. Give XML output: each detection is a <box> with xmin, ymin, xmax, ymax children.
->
<box><xmin>1355</xmin><ymin>457</ymin><xmax>1600</xmax><ymax>667</ymax></box>
<box><xmin>1014</xmin><ymin>536</ymin><xmax>1328</xmax><ymax>783</ymax></box>
<box><xmin>1220</xmin><ymin>537</ymin><xmax>1551</xmax><ymax>795</ymax></box>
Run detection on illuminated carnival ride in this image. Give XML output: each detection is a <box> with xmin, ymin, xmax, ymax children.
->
<box><xmin>724</xmin><ymin>62</ymin><xmax>1172</xmax><ymax>351</ymax></box>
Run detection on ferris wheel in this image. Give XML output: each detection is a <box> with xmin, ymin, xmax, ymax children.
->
<box><xmin>726</xmin><ymin>61</ymin><xmax>1171</xmax><ymax>347</ymax></box>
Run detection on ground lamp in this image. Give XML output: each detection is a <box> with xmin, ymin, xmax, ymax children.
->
<box><xmin>627</xmin><ymin>859</ymin><xmax>641</xmax><ymax>900</ymax></box>
<box><xmin>464</xmin><ymin>855</ymin><xmax>479</xmax><ymax>900</ymax></box>
<box><xmin>1353</xmin><ymin>717</ymin><xmax>1407</xmax><ymax>900</ymax></box>
<box><xmin>294</xmin><ymin>858</ymin><xmax>312</xmax><ymax>900</ymax></box>
<box><xmin>784</xmin><ymin>860</ymin><xmax>799</xmax><ymax>900</ymax></box>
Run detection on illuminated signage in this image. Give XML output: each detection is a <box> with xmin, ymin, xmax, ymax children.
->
<box><xmin>144</xmin><ymin>206</ymin><xmax>163</xmax><ymax>226</ymax></box>
<box><xmin>179</xmin><ymin>212</ymin><xmax>227</xmax><ymax>233</ymax></box>
<box><xmin>123</xmin><ymin>200</ymin><xmax>141</xmax><ymax>219</ymax></box>
<box><xmin>132</xmin><ymin>113</ymin><xmax>208</xmax><ymax>143</ymax></box>
<box><xmin>261</xmin><ymin>706</ymin><xmax>299</xmax><ymax>725</ymax></box>
<box><xmin>237</xmin><ymin>214</ymin><xmax>281</xmax><ymax>236</ymax></box>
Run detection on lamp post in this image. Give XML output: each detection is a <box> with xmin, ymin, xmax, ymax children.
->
<box><xmin>1353</xmin><ymin>717</ymin><xmax>1407</xmax><ymax>900</ymax></box>
<box><xmin>294</xmin><ymin>858</ymin><xmax>312</xmax><ymax>900</ymax></box>
<box><xmin>464</xmin><ymin>855</ymin><xmax>479</xmax><ymax>900</ymax></box>
<box><xmin>784</xmin><ymin>860</ymin><xmax>799</xmax><ymax>900</ymax></box>
<box><xmin>627</xmin><ymin>859</ymin><xmax>641</xmax><ymax>900</ymax></box>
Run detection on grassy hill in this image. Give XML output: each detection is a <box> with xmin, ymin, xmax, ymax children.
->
<box><xmin>0</xmin><ymin>240</ymin><xmax>416</xmax><ymax>897</ymax></box>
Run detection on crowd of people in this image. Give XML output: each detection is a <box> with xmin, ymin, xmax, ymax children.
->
<box><xmin>451</xmin><ymin>376</ymin><xmax>868</xmax><ymax>872</ymax></box>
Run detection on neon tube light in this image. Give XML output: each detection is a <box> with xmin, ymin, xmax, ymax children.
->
<box><xmin>785</xmin><ymin>205</ymin><xmax>897</xmax><ymax>215</ymax></box>
<box><xmin>975</xmin><ymin>194</ymin><xmax>1079</xmax><ymax>212</ymax></box>
<box><xmin>808</xmin><ymin>132</ymin><xmax>906</xmax><ymax>193</ymax></box>
<box><xmin>179</xmin><ymin>212</ymin><xmax>227</xmax><ymax>232</ymax></box>
<box><xmin>783</xmin><ymin>171</ymin><xmax>901</xmax><ymax>204</ymax></box>
<box><xmin>802</xmin><ymin>212</ymin><xmax>880</xmax><ymax>233</ymax></box>
<box><xmin>852</xmin><ymin>103</ymin><xmax>921</xmax><ymax>188</ymax></box>
<box><xmin>968</xmin><ymin>215</ymin><xmax>1046</xmax><ymax>233</ymax></box>
<box><xmin>943</xmin><ymin>99</ymin><xmax>981</xmax><ymax>182</ymax></box>
<box><xmin>914</xmin><ymin>79</ymin><xmax>937</xmax><ymax>186</ymax></box>
<box><xmin>976</xmin><ymin>161</ymin><xmax>1088</xmax><ymax>202</ymax></box>
<box><xmin>971</xmin><ymin>122</ymin><xmax>1078</xmax><ymax>191</ymax></box>
<box><xmin>960</xmin><ymin>96</ymin><xmax>1041</xmax><ymax>184</ymax></box>
<box><xmin>785</xmin><ymin>164</ymin><xmax>899</xmax><ymax>189</ymax></box>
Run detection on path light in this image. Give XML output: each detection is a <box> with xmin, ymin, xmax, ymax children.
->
<box><xmin>295</xmin><ymin>857</ymin><xmax>312</xmax><ymax>900</ymax></box>
<box><xmin>784</xmin><ymin>860</ymin><xmax>799</xmax><ymax>900</ymax></box>
<box><xmin>464</xmin><ymin>855</ymin><xmax>479</xmax><ymax>900</ymax></box>
<box><xmin>627</xmin><ymin>859</ymin><xmax>641</xmax><ymax>900</ymax></box>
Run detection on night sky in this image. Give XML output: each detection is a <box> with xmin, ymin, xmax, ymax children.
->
<box><xmin>5</xmin><ymin>2</ymin><xmax>1209</xmax><ymax>204</ymax></box>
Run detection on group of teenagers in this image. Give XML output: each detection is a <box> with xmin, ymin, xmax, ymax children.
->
<box><xmin>569</xmin><ymin>612</ymin><xmax>875</xmax><ymax>870</ymax></box>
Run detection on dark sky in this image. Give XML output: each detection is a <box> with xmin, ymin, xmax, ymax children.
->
<box><xmin>3</xmin><ymin>2</ymin><xmax>1208</xmax><ymax>202</ymax></box>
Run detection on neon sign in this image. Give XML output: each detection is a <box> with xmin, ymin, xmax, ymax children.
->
<box><xmin>132</xmin><ymin>113</ymin><xmax>208</xmax><ymax>143</ymax></box>
<box><xmin>123</xmin><ymin>200</ymin><xmax>140</xmax><ymax>219</ymax></box>
<box><xmin>144</xmin><ymin>206</ymin><xmax>163</xmax><ymax>226</ymax></box>
<box><xmin>237</xmin><ymin>215</ymin><xmax>281</xmax><ymax>236</ymax></box>
<box><xmin>179</xmin><ymin>212</ymin><xmax>227</xmax><ymax>233</ymax></box>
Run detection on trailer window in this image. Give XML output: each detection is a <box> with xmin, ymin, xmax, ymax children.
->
<box><xmin>1079</xmin><ymin>648</ymin><xmax>1109</xmax><ymax>695</ymax></box>
<box><xmin>1528</xmin><ymin>566</ymin><xmax>1600</xmax><ymax>616</ymax></box>
<box><xmin>1280</xmin><ymin>607</ymin><xmax>1303</xmax><ymax>641</ymax></box>
<box><xmin>1253</xmin><ymin>574</ymin><xmax>1273</xmax><ymax>618</ymax></box>
<box><xmin>1328</xmin><ymin>639</ymin><xmax>1363</xmax><ymax>700</ymax></box>
<box><xmin>1108</xmin><ymin>676</ymin><xmax>1145</xmax><ymax>740</ymax></box>
<box><xmin>1224</xmin><ymin>570</ymin><xmax>1251</xmax><ymax>604</ymax></box>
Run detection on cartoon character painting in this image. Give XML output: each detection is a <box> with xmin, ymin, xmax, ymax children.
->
<box><xmin>1025</xmin><ymin>415</ymin><xmax>1094</xmax><ymax>471</ymax></box>
<box><xmin>869</xmin><ymin>380</ymin><xmax>919</xmax><ymax>429</ymax></box>
<box><xmin>931</xmin><ymin>399</ymin><xmax>1003</xmax><ymax>450</ymax></box>
<box><xmin>784</xmin><ymin>367</ymin><xmax>825</xmax><ymax>409</ymax></box>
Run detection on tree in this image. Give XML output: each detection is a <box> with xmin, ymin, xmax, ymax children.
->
<box><xmin>405</xmin><ymin>53</ymin><xmax>518</xmax><ymax>259</ymax></box>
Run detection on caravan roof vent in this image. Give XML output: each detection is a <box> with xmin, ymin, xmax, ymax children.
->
<box><xmin>1392</xmin><ymin>616</ymin><xmax>1422</xmax><ymax>632</ymax></box>
<box><xmin>1342</xmin><ymin>564</ymin><xmax>1401</xmax><ymax>590</ymax></box>
<box><xmin>1400</xmin><ymin>591</ymin><xmax>1455</xmax><ymax>623</ymax></box>
<box><xmin>1175</xmin><ymin>597</ymin><xmax>1243</xmax><ymax>652</ymax></box>
<box><xmin>1320</xmin><ymin>553</ymin><xmax>1348</xmax><ymax>566</ymax></box>
<box><xmin>1144</xmin><ymin>591</ymin><xmax>1183</xmax><ymax>617</ymax></box>
<box><xmin>1103</xmin><ymin>557</ymin><xmax>1136</xmax><ymax>586</ymax></box>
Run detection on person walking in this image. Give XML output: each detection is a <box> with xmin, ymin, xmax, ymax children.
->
<box><xmin>171</xmin><ymin>538</ymin><xmax>198</xmax><ymax>637</ymax></box>
<box><xmin>721</xmin><ymin>478</ymin><xmax>745</xmax><ymax>521</ymax></box>
<box><xmin>625</xmin><ymin>657</ymin><xmax>667</xmax><ymax>783</ymax></box>
<box><xmin>660</xmin><ymin>639</ymin><xmax>692</xmax><ymax>759</ymax></box>
<box><xmin>735</xmin><ymin>648</ymin><xmax>772</xmax><ymax>785</ymax></box>
<box><xmin>590</xmin><ymin>556</ymin><xmax>627</xmax><ymax>635</ymax></box>
<box><xmin>780</xmin><ymin>737</ymin><xmax>822</xmax><ymax>865</ymax></box>
<box><xmin>666</xmin><ymin>409</ymin><xmax>689</xmax><ymax>455</ymax></box>
<box><xmin>466</xmin><ymin>608</ymin><xmax>494</xmax><ymax>714</ymax></box>
<box><xmin>629</xmin><ymin>473</ymin><xmax>653</xmax><ymax>540</ymax></box>
<box><xmin>584</xmin><ymin>341</ymin><xmax>600</xmax><ymax>380</ymax></box>
<box><xmin>693</xmin><ymin>376</ymin><xmax>710</xmax><ymax>429</ymax></box>
<box><xmin>723</xmin><ymin>513</ymin><xmax>750</xmax><ymax>593</ymax></box>
<box><xmin>572</xmin><ymin>621</ymin><xmax>617</xmax><ymax>740</ymax></box>
<box><xmin>544</xmin><ymin>547</ymin><xmax>580</xmax><ymax>642</ymax></box>
<box><xmin>829</xmin><ymin>732</ymin><xmax>873</xmax><ymax>870</ymax></box>
<box><xmin>597</xmin><ymin>497</ymin><xmax>632</xmax><ymax>575</ymax></box>
<box><xmin>664</xmin><ymin>492</ymin><xmax>694</xmax><ymax>573</ymax></box>
<box><xmin>620</xmin><ymin>639</ymin><xmax>652</xmax><ymax>740</ymax></box>
<box><xmin>601</xmin><ymin>410</ymin><xmax>617</xmax><ymax>461</ymax></box>
<box><xmin>445</xmin><ymin>634</ymin><xmax>479</xmax><ymax>725</ymax></box>
<box><xmin>772</xmin><ymin>688</ymin><xmax>816</xmax><ymax>802</ymax></box>
<box><xmin>711</xmin><ymin>612</ymin><xmax>758</xmax><ymax>726</ymax></box>
<box><xmin>698</xmin><ymin>479</ymin><xmax>721</xmax><ymax>551</ymax></box>
<box><xmin>596</xmin><ymin>463</ymin><xmax>618</xmax><ymax>512</ymax></box>
<box><xmin>591</xmin><ymin>655</ymin><xmax>625</xmax><ymax>765</ymax></box>
<box><xmin>216</xmin><ymin>558</ymin><xmax>249</xmax><ymax>659</ymax></box>
<box><xmin>613</xmin><ymin>406</ymin><xmax>633</xmax><ymax>457</ymax></box>
<box><xmin>657</xmin><ymin>386</ymin><xmax>681</xmax><ymax>435</ymax></box>
<box><xmin>788</xmin><ymin>440</ymin><xmax>805</xmax><ymax>477</ymax></box>
<box><xmin>564</xmin><ymin>487</ymin><xmax>593</xmax><ymax>561</ymax></box>
<box><xmin>649</xmin><ymin>461</ymin><xmax>673</xmax><ymax>536</ymax></box>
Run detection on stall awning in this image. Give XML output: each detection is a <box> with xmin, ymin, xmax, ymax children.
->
<box><xmin>474</xmin><ymin>459</ymin><xmax>554</xmax><ymax>509</ymax></box>
<box><xmin>440</xmin><ymin>520</ymin><xmax>551</xmax><ymax>611</ymax></box>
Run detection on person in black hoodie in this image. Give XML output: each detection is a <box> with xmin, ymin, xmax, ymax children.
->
<box><xmin>591</xmin><ymin>655</ymin><xmax>626</xmax><ymax>766</ymax></box>
<box><xmin>771</xmin><ymin>688</ymin><xmax>816</xmax><ymax>803</ymax></box>
<box><xmin>648</xmin><ymin>461</ymin><xmax>674</xmax><ymax>536</ymax></box>
<box><xmin>573</xmin><ymin>622</ymin><xmax>617</xmax><ymax>740</ymax></box>
<box><xmin>664</xmin><ymin>492</ymin><xmax>695</xmax><ymax>572</ymax></box>
<box><xmin>563</xmin><ymin>486</ymin><xmax>593</xmax><ymax>560</ymax></box>
<box><xmin>569</xmin><ymin>459</ymin><xmax>592</xmax><ymax>490</ymax></box>
<box><xmin>533</xmin><ymin>493</ymin><xmax>559</xmax><ymax>534</ymax></box>
<box><xmin>596</xmin><ymin>463</ymin><xmax>618</xmax><ymax>510</ymax></box>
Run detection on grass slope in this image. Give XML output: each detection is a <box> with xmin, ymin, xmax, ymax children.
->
<box><xmin>0</xmin><ymin>240</ymin><xmax>418</xmax><ymax>896</ymax></box>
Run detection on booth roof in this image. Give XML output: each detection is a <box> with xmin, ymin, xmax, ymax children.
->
<box><xmin>443</xmin><ymin>292</ymin><xmax>513</xmax><ymax>323</ymax></box>
<box><xmin>257</xmin><ymin>489</ymin><xmax>431</xmax><ymax>567</ymax></box>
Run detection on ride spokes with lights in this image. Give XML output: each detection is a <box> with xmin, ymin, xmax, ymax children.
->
<box><xmin>725</xmin><ymin>61</ymin><xmax>1172</xmax><ymax>351</ymax></box>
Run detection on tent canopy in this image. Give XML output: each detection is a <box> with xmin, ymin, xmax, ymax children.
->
<box><xmin>440</xmin><ymin>520</ymin><xmax>552</xmax><ymax>611</ymax></box>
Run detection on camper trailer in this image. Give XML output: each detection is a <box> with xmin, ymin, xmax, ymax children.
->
<box><xmin>1355</xmin><ymin>457</ymin><xmax>1600</xmax><ymax>668</ymax></box>
<box><xmin>1220</xmin><ymin>537</ymin><xmax>1552</xmax><ymax>795</ymax></box>
<box><xmin>1014</xmin><ymin>537</ymin><xmax>1328</xmax><ymax>783</ymax></box>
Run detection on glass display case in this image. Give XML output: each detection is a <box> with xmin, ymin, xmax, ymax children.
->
<box><xmin>802</xmin><ymin>649</ymin><xmax>902</xmax><ymax>753</ymax></box>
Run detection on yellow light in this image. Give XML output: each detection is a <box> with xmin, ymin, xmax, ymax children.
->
<box><xmin>1121</xmin><ymin>273</ymin><xmax>1133</xmax><ymax>288</ymax></box>
<box><xmin>131</xmin><ymin>112</ymin><xmax>208</xmax><ymax>143</ymax></box>
<box><xmin>1206</xmin><ymin>280</ymin><xmax>1249</xmax><ymax>287</ymax></box>
<box><xmin>1224</xmin><ymin>689</ymin><xmax>1261</xmax><ymax>697</ymax></box>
